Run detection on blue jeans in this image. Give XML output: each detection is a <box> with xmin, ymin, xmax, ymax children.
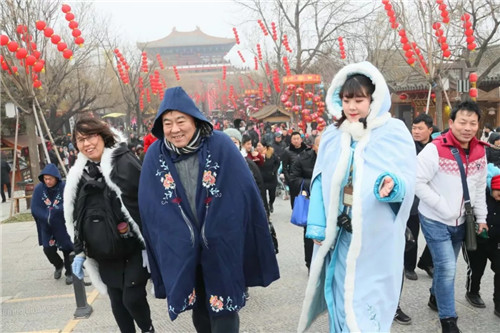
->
<box><xmin>419</xmin><ymin>214</ymin><xmax>465</xmax><ymax>319</ymax></box>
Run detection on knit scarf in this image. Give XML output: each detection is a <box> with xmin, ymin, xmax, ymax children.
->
<box><xmin>163</xmin><ymin>122</ymin><xmax>213</xmax><ymax>157</ymax></box>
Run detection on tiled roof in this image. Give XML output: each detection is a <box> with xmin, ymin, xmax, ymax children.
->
<box><xmin>137</xmin><ymin>27</ymin><xmax>236</xmax><ymax>48</ymax></box>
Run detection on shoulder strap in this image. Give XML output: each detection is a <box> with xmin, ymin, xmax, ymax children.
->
<box><xmin>450</xmin><ymin>147</ymin><xmax>471</xmax><ymax>203</ymax></box>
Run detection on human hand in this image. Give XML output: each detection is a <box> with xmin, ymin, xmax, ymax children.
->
<box><xmin>72</xmin><ymin>256</ymin><xmax>86</xmax><ymax>280</ymax></box>
<box><xmin>313</xmin><ymin>239</ymin><xmax>323</xmax><ymax>246</ymax></box>
<box><xmin>477</xmin><ymin>223</ymin><xmax>488</xmax><ymax>234</ymax></box>
<box><xmin>378</xmin><ymin>176</ymin><xmax>394</xmax><ymax>198</ymax></box>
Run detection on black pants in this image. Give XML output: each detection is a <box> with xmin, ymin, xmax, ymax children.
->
<box><xmin>303</xmin><ymin>227</ymin><xmax>313</xmax><ymax>269</ymax></box>
<box><xmin>417</xmin><ymin>246</ymin><xmax>434</xmax><ymax>269</ymax></box>
<box><xmin>1</xmin><ymin>182</ymin><xmax>11</xmax><ymax>201</ymax></box>
<box><xmin>462</xmin><ymin>237</ymin><xmax>500</xmax><ymax>306</ymax></box>
<box><xmin>43</xmin><ymin>246</ymin><xmax>72</xmax><ymax>276</ymax></box>
<box><xmin>107</xmin><ymin>283</ymin><xmax>152</xmax><ymax>333</ymax></box>
<box><xmin>264</xmin><ymin>183</ymin><xmax>276</xmax><ymax>209</ymax></box>
<box><xmin>192</xmin><ymin>269</ymin><xmax>239</xmax><ymax>333</ymax></box>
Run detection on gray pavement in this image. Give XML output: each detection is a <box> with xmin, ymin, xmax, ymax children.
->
<box><xmin>1</xmin><ymin>195</ymin><xmax>498</xmax><ymax>332</ymax></box>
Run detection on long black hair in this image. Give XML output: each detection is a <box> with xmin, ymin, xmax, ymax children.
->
<box><xmin>335</xmin><ymin>74</ymin><xmax>375</xmax><ymax>128</ymax></box>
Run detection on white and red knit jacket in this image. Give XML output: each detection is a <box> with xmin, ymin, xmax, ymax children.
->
<box><xmin>416</xmin><ymin>130</ymin><xmax>488</xmax><ymax>226</ymax></box>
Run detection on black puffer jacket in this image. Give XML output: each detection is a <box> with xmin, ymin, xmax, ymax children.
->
<box><xmin>486</xmin><ymin>192</ymin><xmax>500</xmax><ymax>240</ymax></box>
<box><xmin>258</xmin><ymin>148</ymin><xmax>280</xmax><ymax>187</ymax></box>
<box><xmin>289</xmin><ymin>148</ymin><xmax>317</xmax><ymax>201</ymax></box>
<box><xmin>486</xmin><ymin>133</ymin><xmax>500</xmax><ymax>167</ymax></box>
<box><xmin>282</xmin><ymin>143</ymin><xmax>307</xmax><ymax>185</ymax></box>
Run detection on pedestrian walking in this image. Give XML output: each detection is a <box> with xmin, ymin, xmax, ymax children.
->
<box><xmin>138</xmin><ymin>86</ymin><xmax>279</xmax><ymax>333</ymax></box>
<box><xmin>1</xmin><ymin>153</ymin><xmax>12</xmax><ymax>202</ymax></box>
<box><xmin>64</xmin><ymin>117</ymin><xmax>154</xmax><ymax>333</ymax></box>
<box><xmin>31</xmin><ymin>163</ymin><xmax>74</xmax><ymax>284</ymax></box>
<box><xmin>416</xmin><ymin>100</ymin><xmax>488</xmax><ymax>332</ymax></box>
<box><xmin>298</xmin><ymin>61</ymin><xmax>416</xmax><ymax>333</ymax></box>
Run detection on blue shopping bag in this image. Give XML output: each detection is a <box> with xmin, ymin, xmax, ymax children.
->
<box><xmin>290</xmin><ymin>181</ymin><xmax>309</xmax><ymax>227</ymax></box>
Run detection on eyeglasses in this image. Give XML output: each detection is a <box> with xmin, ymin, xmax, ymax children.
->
<box><xmin>76</xmin><ymin>133</ymin><xmax>99</xmax><ymax>144</ymax></box>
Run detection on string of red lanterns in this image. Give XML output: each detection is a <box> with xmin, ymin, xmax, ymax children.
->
<box><xmin>382</xmin><ymin>0</ymin><xmax>399</xmax><ymax>29</ymax></box>
<box><xmin>61</xmin><ymin>4</ymin><xmax>84</xmax><ymax>47</ymax></box>
<box><xmin>271</xmin><ymin>22</ymin><xmax>277</xmax><ymax>41</ymax></box>
<box><xmin>338</xmin><ymin>37</ymin><xmax>346</xmax><ymax>60</ymax></box>
<box><xmin>232</xmin><ymin>27</ymin><xmax>240</xmax><ymax>44</ymax></box>
<box><xmin>399</xmin><ymin>29</ymin><xmax>417</xmax><ymax>65</ymax></box>
<box><xmin>283</xmin><ymin>56</ymin><xmax>291</xmax><ymax>76</ymax></box>
<box><xmin>469</xmin><ymin>72</ymin><xmax>478</xmax><ymax>100</ymax></box>
<box><xmin>254</xmin><ymin>56</ymin><xmax>258</xmax><ymax>71</ymax></box>
<box><xmin>156</xmin><ymin>54</ymin><xmax>165</xmax><ymax>70</ymax></box>
<box><xmin>282</xmin><ymin>34</ymin><xmax>292</xmax><ymax>53</ymax></box>
<box><xmin>432</xmin><ymin>22</ymin><xmax>451</xmax><ymax>58</ymax></box>
<box><xmin>257</xmin><ymin>20</ymin><xmax>269</xmax><ymax>36</ymax></box>
<box><xmin>237</xmin><ymin>50</ymin><xmax>246</xmax><ymax>63</ymax></box>
<box><xmin>222</xmin><ymin>65</ymin><xmax>227</xmax><ymax>80</ymax></box>
<box><xmin>173</xmin><ymin>65</ymin><xmax>180</xmax><ymax>81</ymax></box>
<box><xmin>256</xmin><ymin>43</ymin><xmax>263</xmax><ymax>61</ymax></box>
<box><xmin>461</xmin><ymin>13</ymin><xmax>476</xmax><ymax>51</ymax></box>
<box><xmin>436</xmin><ymin>0</ymin><xmax>450</xmax><ymax>24</ymax></box>
<box><xmin>272</xmin><ymin>69</ymin><xmax>281</xmax><ymax>93</ymax></box>
<box><xmin>141</xmin><ymin>52</ymin><xmax>148</xmax><ymax>72</ymax></box>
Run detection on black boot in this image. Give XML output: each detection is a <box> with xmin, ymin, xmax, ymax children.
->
<box><xmin>428</xmin><ymin>293</ymin><xmax>438</xmax><ymax>312</ymax></box>
<box><xmin>440</xmin><ymin>317</ymin><xmax>460</xmax><ymax>333</ymax></box>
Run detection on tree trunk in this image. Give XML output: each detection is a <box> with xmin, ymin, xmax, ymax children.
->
<box><xmin>25</xmin><ymin>111</ymin><xmax>41</xmax><ymax>186</ymax></box>
<box><xmin>436</xmin><ymin>85</ymin><xmax>443</xmax><ymax>130</ymax></box>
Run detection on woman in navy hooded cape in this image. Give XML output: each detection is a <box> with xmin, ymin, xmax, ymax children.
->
<box><xmin>138</xmin><ymin>87</ymin><xmax>279</xmax><ymax>322</ymax></box>
<box><xmin>31</xmin><ymin>163</ymin><xmax>74</xmax><ymax>280</ymax></box>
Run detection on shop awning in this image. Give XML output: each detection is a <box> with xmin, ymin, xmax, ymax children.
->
<box><xmin>1</xmin><ymin>135</ymin><xmax>42</xmax><ymax>150</ymax></box>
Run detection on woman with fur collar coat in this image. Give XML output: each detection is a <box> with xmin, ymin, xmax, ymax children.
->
<box><xmin>64</xmin><ymin>117</ymin><xmax>154</xmax><ymax>333</ymax></box>
<box><xmin>298</xmin><ymin>62</ymin><xmax>416</xmax><ymax>332</ymax></box>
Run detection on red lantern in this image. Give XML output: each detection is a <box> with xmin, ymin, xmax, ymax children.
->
<box><xmin>62</xmin><ymin>49</ymin><xmax>73</xmax><ymax>59</ymax></box>
<box><xmin>25</xmin><ymin>55</ymin><xmax>36</xmax><ymax>66</ymax></box>
<box><xmin>407</xmin><ymin>57</ymin><xmax>416</xmax><ymax>66</ymax></box>
<box><xmin>44</xmin><ymin>27</ymin><xmax>54</xmax><ymax>37</ymax></box>
<box><xmin>469</xmin><ymin>88</ymin><xmax>478</xmax><ymax>98</ymax></box>
<box><xmin>465</xmin><ymin>28</ymin><xmax>474</xmax><ymax>37</ymax></box>
<box><xmin>469</xmin><ymin>72</ymin><xmax>478</xmax><ymax>82</ymax></box>
<box><xmin>57</xmin><ymin>42</ymin><xmax>67</xmax><ymax>52</ymax></box>
<box><xmin>461</xmin><ymin>13</ymin><xmax>470</xmax><ymax>21</ymax></box>
<box><xmin>32</xmin><ymin>50</ymin><xmax>41</xmax><ymax>59</ymax></box>
<box><xmin>65</xmin><ymin>13</ymin><xmax>75</xmax><ymax>21</ymax></box>
<box><xmin>399</xmin><ymin>93</ymin><xmax>408</xmax><ymax>100</ymax></box>
<box><xmin>69</xmin><ymin>21</ymin><xmax>78</xmax><ymax>29</ymax></box>
<box><xmin>15</xmin><ymin>48</ymin><xmax>27</xmax><ymax>59</ymax></box>
<box><xmin>443</xmin><ymin>49</ymin><xmax>451</xmax><ymax>57</ymax></box>
<box><xmin>7</xmin><ymin>41</ymin><xmax>18</xmax><ymax>52</ymax></box>
<box><xmin>467</xmin><ymin>43</ymin><xmax>476</xmax><ymax>51</ymax></box>
<box><xmin>442</xmin><ymin>15</ymin><xmax>450</xmax><ymax>24</ymax></box>
<box><xmin>74</xmin><ymin>36</ymin><xmax>84</xmax><ymax>46</ymax></box>
<box><xmin>281</xmin><ymin>94</ymin><xmax>289</xmax><ymax>103</ymax></box>
<box><xmin>35</xmin><ymin>21</ymin><xmax>46</xmax><ymax>30</ymax></box>
<box><xmin>72</xmin><ymin>29</ymin><xmax>81</xmax><ymax>38</ymax></box>
<box><xmin>51</xmin><ymin>34</ymin><xmax>61</xmax><ymax>44</ymax></box>
<box><xmin>33</xmin><ymin>61</ymin><xmax>44</xmax><ymax>72</ymax></box>
<box><xmin>62</xmin><ymin>4</ymin><xmax>71</xmax><ymax>13</ymax></box>
<box><xmin>16</xmin><ymin>25</ymin><xmax>27</xmax><ymax>35</ymax></box>
<box><xmin>466</xmin><ymin>36</ymin><xmax>475</xmax><ymax>44</ymax></box>
<box><xmin>33</xmin><ymin>80</ymin><xmax>42</xmax><ymax>88</ymax></box>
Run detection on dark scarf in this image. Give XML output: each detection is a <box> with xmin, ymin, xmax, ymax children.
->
<box><xmin>163</xmin><ymin>123</ymin><xmax>213</xmax><ymax>162</ymax></box>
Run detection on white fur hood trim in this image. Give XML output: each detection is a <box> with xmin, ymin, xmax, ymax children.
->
<box><xmin>63</xmin><ymin>128</ymin><xmax>144</xmax><ymax>295</ymax></box>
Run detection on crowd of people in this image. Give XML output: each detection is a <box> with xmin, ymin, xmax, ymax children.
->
<box><xmin>3</xmin><ymin>60</ymin><xmax>499</xmax><ymax>333</ymax></box>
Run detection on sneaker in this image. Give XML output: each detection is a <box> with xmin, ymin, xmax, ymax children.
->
<box><xmin>440</xmin><ymin>317</ymin><xmax>461</xmax><ymax>333</ymax></box>
<box><xmin>394</xmin><ymin>307</ymin><xmax>412</xmax><ymax>325</ymax></box>
<box><xmin>428</xmin><ymin>293</ymin><xmax>438</xmax><ymax>312</ymax></box>
<box><xmin>65</xmin><ymin>275</ymin><xmax>73</xmax><ymax>285</ymax></box>
<box><xmin>404</xmin><ymin>269</ymin><xmax>418</xmax><ymax>281</ymax></box>
<box><xmin>465</xmin><ymin>292</ymin><xmax>485</xmax><ymax>308</ymax></box>
<box><xmin>54</xmin><ymin>267</ymin><xmax>63</xmax><ymax>280</ymax></box>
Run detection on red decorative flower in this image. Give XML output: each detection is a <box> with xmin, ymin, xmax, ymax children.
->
<box><xmin>172</xmin><ymin>197</ymin><xmax>182</xmax><ymax>204</ymax></box>
<box><xmin>204</xmin><ymin>197</ymin><xmax>213</xmax><ymax>204</ymax></box>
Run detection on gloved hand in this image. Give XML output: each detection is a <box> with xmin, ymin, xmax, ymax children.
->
<box><xmin>72</xmin><ymin>255</ymin><xmax>86</xmax><ymax>280</ymax></box>
<box><xmin>142</xmin><ymin>250</ymin><xmax>151</xmax><ymax>273</ymax></box>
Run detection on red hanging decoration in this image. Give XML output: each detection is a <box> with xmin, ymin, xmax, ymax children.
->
<box><xmin>461</xmin><ymin>13</ymin><xmax>476</xmax><ymax>51</ymax></box>
<box><xmin>338</xmin><ymin>36</ymin><xmax>346</xmax><ymax>59</ymax></box>
<box><xmin>232</xmin><ymin>27</ymin><xmax>240</xmax><ymax>44</ymax></box>
<box><xmin>173</xmin><ymin>66</ymin><xmax>180</xmax><ymax>81</ymax></box>
<box><xmin>256</xmin><ymin>43</ymin><xmax>262</xmax><ymax>61</ymax></box>
<box><xmin>265</xmin><ymin>62</ymin><xmax>271</xmax><ymax>76</ymax></box>
<box><xmin>271</xmin><ymin>22</ymin><xmax>277</xmax><ymax>41</ymax></box>
<box><xmin>254</xmin><ymin>56</ymin><xmax>258</xmax><ymax>71</ymax></box>
<box><xmin>222</xmin><ymin>65</ymin><xmax>227</xmax><ymax>80</ymax></box>
<box><xmin>283</xmin><ymin>56</ymin><xmax>291</xmax><ymax>76</ymax></box>
<box><xmin>237</xmin><ymin>50</ymin><xmax>246</xmax><ymax>63</ymax></box>
<box><xmin>156</xmin><ymin>54</ymin><xmax>165</xmax><ymax>70</ymax></box>
<box><xmin>258</xmin><ymin>20</ymin><xmax>269</xmax><ymax>36</ymax></box>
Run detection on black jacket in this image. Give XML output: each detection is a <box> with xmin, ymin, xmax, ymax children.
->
<box><xmin>486</xmin><ymin>192</ymin><xmax>500</xmax><ymax>240</ymax></box>
<box><xmin>282</xmin><ymin>143</ymin><xmax>307</xmax><ymax>185</ymax></box>
<box><xmin>246</xmin><ymin>156</ymin><xmax>269</xmax><ymax>217</ymax></box>
<box><xmin>410</xmin><ymin>138</ymin><xmax>432</xmax><ymax>215</ymax></box>
<box><xmin>289</xmin><ymin>148</ymin><xmax>317</xmax><ymax>207</ymax></box>
<box><xmin>258</xmin><ymin>148</ymin><xmax>280</xmax><ymax>186</ymax></box>
<box><xmin>1</xmin><ymin>159</ymin><xmax>11</xmax><ymax>184</ymax></box>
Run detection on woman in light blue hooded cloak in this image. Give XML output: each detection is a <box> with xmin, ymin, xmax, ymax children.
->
<box><xmin>298</xmin><ymin>62</ymin><xmax>416</xmax><ymax>332</ymax></box>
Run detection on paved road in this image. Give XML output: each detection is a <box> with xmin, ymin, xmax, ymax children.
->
<box><xmin>1</xmin><ymin>196</ymin><xmax>497</xmax><ymax>332</ymax></box>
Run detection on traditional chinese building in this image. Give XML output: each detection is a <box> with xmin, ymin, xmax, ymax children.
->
<box><xmin>137</xmin><ymin>26</ymin><xmax>235</xmax><ymax>74</ymax></box>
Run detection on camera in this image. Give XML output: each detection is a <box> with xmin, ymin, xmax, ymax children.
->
<box><xmin>337</xmin><ymin>213</ymin><xmax>352</xmax><ymax>233</ymax></box>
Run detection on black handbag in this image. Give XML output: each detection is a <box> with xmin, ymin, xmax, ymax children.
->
<box><xmin>450</xmin><ymin>147</ymin><xmax>477</xmax><ymax>251</ymax></box>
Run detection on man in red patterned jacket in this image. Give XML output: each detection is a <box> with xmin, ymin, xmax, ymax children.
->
<box><xmin>415</xmin><ymin>100</ymin><xmax>488</xmax><ymax>333</ymax></box>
